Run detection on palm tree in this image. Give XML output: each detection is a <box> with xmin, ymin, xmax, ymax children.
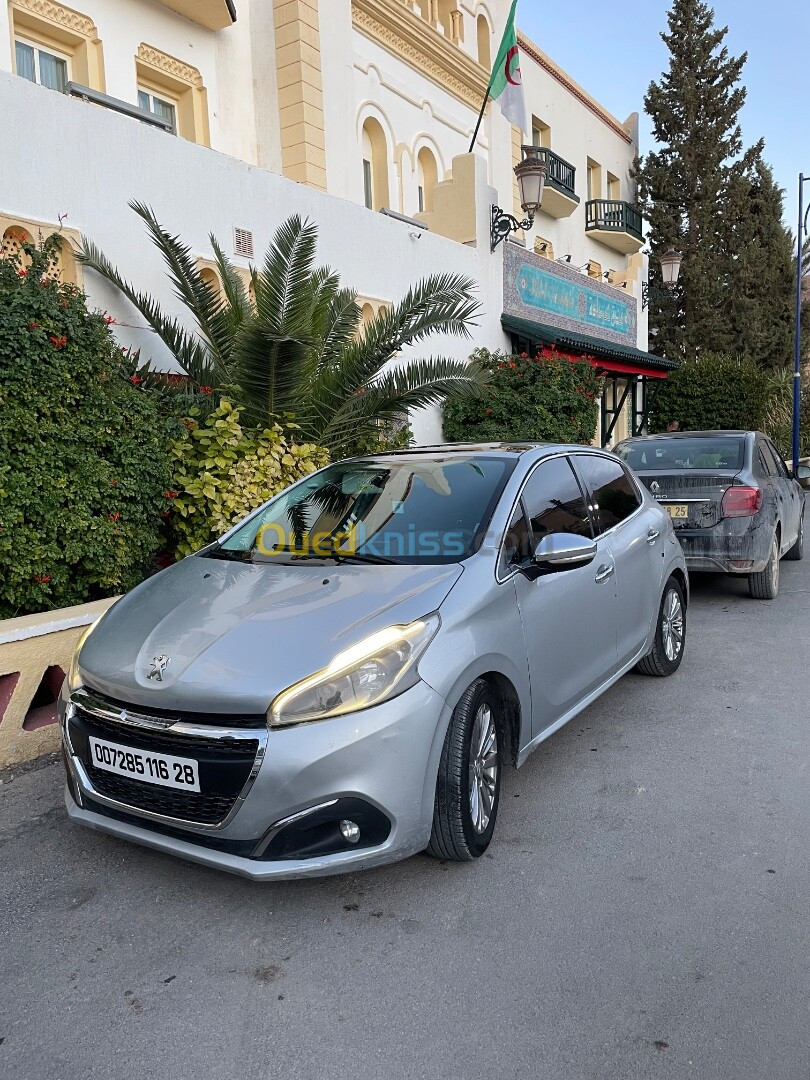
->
<box><xmin>78</xmin><ymin>203</ymin><xmax>486</xmax><ymax>455</ymax></box>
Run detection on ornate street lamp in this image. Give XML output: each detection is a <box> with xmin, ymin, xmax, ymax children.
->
<box><xmin>491</xmin><ymin>145</ymin><xmax>547</xmax><ymax>252</ymax></box>
<box><xmin>642</xmin><ymin>246</ymin><xmax>683</xmax><ymax>308</ymax></box>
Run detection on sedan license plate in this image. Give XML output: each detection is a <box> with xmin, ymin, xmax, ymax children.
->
<box><xmin>665</xmin><ymin>504</ymin><xmax>689</xmax><ymax>519</ymax></box>
<box><xmin>88</xmin><ymin>736</ymin><xmax>200</xmax><ymax>792</ymax></box>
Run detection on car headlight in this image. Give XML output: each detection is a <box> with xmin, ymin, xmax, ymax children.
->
<box><xmin>268</xmin><ymin>614</ymin><xmax>440</xmax><ymax>727</ymax></box>
<box><xmin>67</xmin><ymin>621</ymin><xmax>98</xmax><ymax>693</ymax></box>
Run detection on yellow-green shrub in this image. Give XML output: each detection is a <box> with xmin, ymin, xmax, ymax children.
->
<box><xmin>169</xmin><ymin>400</ymin><xmax>329</xmax><ymax>557</ymax></box>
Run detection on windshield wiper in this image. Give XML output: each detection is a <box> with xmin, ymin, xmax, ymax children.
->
<box><xmin>206</xmin><ymin>546</ymin><xmax>253</xmax><ymax>562</ymax></box>
<box><xmin>322</xmin><ymin>547</ymin><xmax>396</xmax><ymax>565</ymax></box>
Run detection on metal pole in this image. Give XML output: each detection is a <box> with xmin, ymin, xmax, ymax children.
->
<box><xmin>468</xmin><ymin>78</ymin><xmax>493</xmax><ymax>153</ymax></box>
<box><xmin>793</xmin><ymin>175</ymin><xmax>805</xmax><ymax>476</ymax></box>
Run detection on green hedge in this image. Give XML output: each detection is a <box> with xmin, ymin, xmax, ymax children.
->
<box><xmin>169</xmin><ymin>400</ymin><xmax>329</xmax><ymax>557</ymax></box>
<box><xmin>0</xmin><ymin>237</ymin><xmax>173</xmax><ymax>617</ymax></box>
<box><xmin>443</xmin><ymin>347</ymin><xmax>602</xmax><ymax>445</ymax></box>
<box><xmin>648</xmin><ymin>353</ymin><xmax>768</xmax><ymax>434</ymax></box>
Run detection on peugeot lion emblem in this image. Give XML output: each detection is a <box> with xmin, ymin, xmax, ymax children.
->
<box><xmin>650</xmin><ymin>481</ymin><xmax>660</xmax><ymax>493</ymax></box>
<box><xmin>147</xmin><ymin>655</ymin><xmax>170</xmax><ymax>682</ymax></box>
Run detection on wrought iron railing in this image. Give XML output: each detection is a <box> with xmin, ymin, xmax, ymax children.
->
<box><xmin>536</xmin><ymin>148</ymin><xmax>577</xmax><ymax>201</ymax></box>
<box><xmin>585</xmin><ymin>199</ymin><xmax>644</xmax><ymax>241</ymax></box>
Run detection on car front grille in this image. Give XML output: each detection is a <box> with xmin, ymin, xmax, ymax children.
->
<box><xmin>68</xmin><ymin>702</ymin><xmax>261</xmax><ymax>827</ymax></box>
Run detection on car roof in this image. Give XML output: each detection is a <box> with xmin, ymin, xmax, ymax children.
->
<box><xmin>361</xmin><ymin>442</ymin><xmax>552</xmax><ymax>459</ymax></box>
<box><xmin>357</xmin><ymin>442</ymin><xmax>618</xmax><ymax>462</ymax></box>
<box><xmin>620</xmin><ymin>430</ymin><xmax>755</xmax><ymax>441</ymax></box>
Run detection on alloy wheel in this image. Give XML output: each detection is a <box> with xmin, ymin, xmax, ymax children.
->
<box><xmin>468</xmin><ymin>704</ymin><xmax>499</xmax><ymax>835</ymax></box>
<box><xmin>661</xmin><ymin>587</ymin><xmax>684</xmax><ymax>662</ymax></box>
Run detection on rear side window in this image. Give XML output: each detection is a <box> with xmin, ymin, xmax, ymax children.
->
<box><xmin>520</xmin><ymin>457</ymin><xmax>593</xmax><ymax>543</ymax></box>
<box><xmin>765</xmin><ymin>441</ymin><xmax>790</xmax><ymax>480</ymax></box>
<box><xmin>759</xmin><ymin>441</ymin><xmax>781</xmax><ymax>477</ymax></box>
<box><xmin>573</xmin><ymin>454</ymin><xmax>641</xmax><ymax>534</ymax></box>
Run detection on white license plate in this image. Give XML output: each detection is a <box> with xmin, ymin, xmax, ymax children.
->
<box><xmin>88</xmin><ymin>736</ymin><xmax>200</xmax><ymax>793</ymax></box>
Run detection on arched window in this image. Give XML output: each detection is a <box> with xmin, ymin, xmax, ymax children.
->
<box><xmin>200</xmin><ymin>266</ymin><xmax>222</xmax><ymax>300</ymax></box>
<box><xmin>2</xmin><ymin>225</ymin><xmax>34</xmax><ymax>260</ymax></box>
<box><xmin>417</xmin><ymin>147</ymin><xmax>439</xmax><ymax>214</ymax></box>
<box><xmin>361</xmin><ymin>117</ymin><xmax>389</xmax><ymax>212</ymax></box>
<box><xmin>477</xmin><ymin>14</ymin><xmax>491</xmax><ymax>69</ymax></box>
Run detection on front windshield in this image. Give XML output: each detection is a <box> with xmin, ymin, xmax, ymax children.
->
<box><xmin>616</xmin><ymin>437</ymin><xmax>745</xmax><ymax>472</ymax></box>
<box><xmin>216</xmin><ymin>455</ymin><xmax>517</xmax><ymax>565</ymax></box>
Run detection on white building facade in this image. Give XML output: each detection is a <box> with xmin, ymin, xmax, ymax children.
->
<box><xmin>0</xmin><ymin>0</ymin><xmax>671</xmax><ymax>445</ymax></box>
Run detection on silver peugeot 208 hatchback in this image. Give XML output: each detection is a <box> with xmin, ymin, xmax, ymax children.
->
<box><xmin>61</xmin><ymin>443</ymin><xmax>688</xmax><ymax>880</ymax></box>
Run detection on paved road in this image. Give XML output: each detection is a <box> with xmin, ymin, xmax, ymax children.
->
<box><xmin>2</xmin><ymin>558</ymin><xmax>809</xmax><ymax>1080</ymax></box>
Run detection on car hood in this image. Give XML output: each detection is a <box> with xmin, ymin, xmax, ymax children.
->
<box><xmin>77</xmin><ymin>555</ymin><xmax>463</xmax><ymax>715</ymax></box>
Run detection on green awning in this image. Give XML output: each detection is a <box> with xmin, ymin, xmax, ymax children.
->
<box><xmin>501</xmin><ymin>314</ymin><xmax>678</xmax><ymax>373</ymax></box>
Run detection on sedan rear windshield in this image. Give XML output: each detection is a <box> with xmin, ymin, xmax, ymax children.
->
<box><xmin>214</xmin><ymin>455</ymin><xmax>517</xmax><ymax>565</ymax></box>
<box><xmin>617</xmin><ymin>437</ymin><xmax>745</xmax><ymax>472</ymax></box>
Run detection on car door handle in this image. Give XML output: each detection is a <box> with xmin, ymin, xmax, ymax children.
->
<box><xmin>594</xmin><ymin>563</ymin><xmax>615</xmax><ymax>584</ymax></box>
<box><xmin>646</xmin><ymin>528</ymin><xmax>661</xmax><ymax>545</ymax></box>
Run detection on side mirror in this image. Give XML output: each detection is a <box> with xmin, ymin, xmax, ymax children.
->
<box><xmin>531</xmin><ymin>533</ymin><xmax>597</xmax><ymax>574</ymax></box>
<box><xmin>796</xmin><ymin>464</ymin><xmax>810</xmax><ymax>490</ymax></box>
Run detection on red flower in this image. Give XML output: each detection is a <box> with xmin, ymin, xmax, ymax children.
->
<box><xmin>49</xmin><ymin>335</ymin><xmax>67</xmax><ymax>349</ymax></box>
<box><xmin>129</xmin><ymin>375</ymin><xmax>143</xmax><ymax>385</ymax></box>
<box><xmin>180</xmin><ymin>418</ymin><xmax>196</xmax><ymax>430</ymax></box>
<box><xmin>164</xmin><ymin>490</ymin><xmax>179</xmax><ymax>500</ymax></box>
<box><xmin>33</xmin><ymin>574</ymin><xmax>51</xmax><ymax>584</ymax></box>
<box><xmin>167</xmin><ymin>374</ymin><xmax>184</xmax><ymax>386</ymax></box>
<box><xmin>110</xmin><ymin>479</ymin><xmax>118</xmax><ymax>486</ymax></box>
<box><xmin>508</xmin><ymin>362</ymin><xmax>515</xmax><ymax>369</ymax></box>
<box><xmin>485</xmin><ymin>409</ymin><xmax>493</xmax><ymax>415</ymax></box>
<box><xmin>17</xmin><ymin>268</ymin><xmax>28</xmax><ymax>278</ymax></box>
<box><xmin>104</xmin><ymin>315</ymin><xmax>115</xmax><ymax>325</ymax></box>
<box><xmin>199</xmin><ymin>385</ymin><xmax>213</xmax><ymax>395</ymax></box>
<box><xmin>108</xmin><ymin>512</ymin><xmax>121</xmax><ymax>522</ymax></box>
<box><xmin>520</xmin><ymin>352</ymin><xmax>528</xmax><ymax>358</ymax></box>
<box><xmin>161</xmin><ymin>510</ymin><xmax>171</xmax><ymax>518</ymax></box>
<box><xmin>28</xmin><ymin>321</ymin><xmax>39</xmax><ymax>330</ymax></box>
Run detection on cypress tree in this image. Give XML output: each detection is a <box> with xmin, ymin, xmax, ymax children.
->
<box><xmin>636</xmin><ymin>0</ymin><xmax>762</xmax><ymax>362</ymax></box>
<box><xmin>725</xmin><ymin>159</ymin><xmax>796</xmax><ymax>368</ymax></box>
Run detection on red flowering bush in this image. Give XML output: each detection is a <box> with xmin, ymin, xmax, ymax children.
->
<box><xmin>0</xmin><ymin>235</ymin><xmax>173</xmax><ymax>617</ymax></box>
<box><xmin>443</xmin><ymin>347</ymin><xmax>602</xmax><ymax>445</ymax></box>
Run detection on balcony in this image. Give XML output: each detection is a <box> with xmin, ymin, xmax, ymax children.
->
<box><xmin>585</xmin><ymin>199</ymin><xmax>644</xmax><ymax>255</ymax></box>
<box><xmin>157</xmin><ymin>0</ymin><xmax>236</xmax><ymax>31</ymax></box>
<box><xmin>537</xmin><ymin>149</ymin><xmax>579</xmax><ymax>219</ymax></box>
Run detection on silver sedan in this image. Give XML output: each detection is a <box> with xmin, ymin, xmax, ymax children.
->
<box><xmin>61</xmin><ymin>443</ymin><xmax>688</xmax><ymax>879</ymax></box>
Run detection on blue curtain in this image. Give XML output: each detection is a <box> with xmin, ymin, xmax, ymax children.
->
<box><xmin>38</xmin><ymin>52</ymin><xmax>67</xmax><ymax>92</ymax></box>
<box><xmin>15</xmin><ymin>41</ymin><xmax>36</xmax><ymax>83</ymax></box>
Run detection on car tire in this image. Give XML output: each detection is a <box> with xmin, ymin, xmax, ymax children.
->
<box><xmin>748</xmin><ymin>531</ymin><xmax>780</xmax><ymax>598</ymax></box>
<box><xmin>427</xmin><ymin>679</ymin><xmax>501</xmax><ymax>861</ymax></box>
<box><xmin>784</xmin><ymin>512</ymin><xmax>804</xmax><ymax>561</ymax></box>
<box><xmin>636</xmin><ymin>577</ymin><xmax>686</xmax><ymax>677</ymax></box>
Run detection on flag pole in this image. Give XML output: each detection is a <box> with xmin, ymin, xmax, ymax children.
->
<box><xmin>468</xmin><ymin>74</ymin><xmax>494</xmax><ymax>153</ymax></box>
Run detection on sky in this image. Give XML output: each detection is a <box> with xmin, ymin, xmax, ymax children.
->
<box><xmin>518</xmin><ymin>0</ymin><xmax>810</xmax><ymax>238</ymax></box>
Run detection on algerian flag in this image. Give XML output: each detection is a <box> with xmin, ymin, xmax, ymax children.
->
<box><xmin>488</xmin><ymin>0</ymin><xmax>526</xmax><ymax>133</ymax></box>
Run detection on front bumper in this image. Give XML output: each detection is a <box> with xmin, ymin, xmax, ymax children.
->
<box><xmin>61</xmin><ymin>679</ymin><xmax>451</xmax><ymax>880</ymax></box>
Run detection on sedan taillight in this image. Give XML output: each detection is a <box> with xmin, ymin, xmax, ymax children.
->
<box><xmin>721</xmin><ymin>485</ymin><xmax>762</xmax><ymax>518</ymax></box>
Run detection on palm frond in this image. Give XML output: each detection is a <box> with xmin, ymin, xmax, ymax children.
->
<box><xmin>316</xmin><ymin>356</ymin><xmax>487</xmax><ymax>454</ymax></box>
<box><xmin>332</xmin><ymin>273</ymin><xmax>480</xmax><ymax>397</ymax></box>
<box><xmin>76</xmin><ymin>234</ymin><xmax>215</xmax><ymax>387</ymax></box>
<box><xmin>128</xmin><ymin>202</ymin><xmax>233</xmax><ymax>373</ymax></box>
<box><xmin>209</xmin><ymin>234</ymin><xmax>249</xmax><ymax>332</ymax></box>
<box><xmin>254</xmin><ymin>215</ymin><xmax>319</xmax><ymax>337</ymax></box>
